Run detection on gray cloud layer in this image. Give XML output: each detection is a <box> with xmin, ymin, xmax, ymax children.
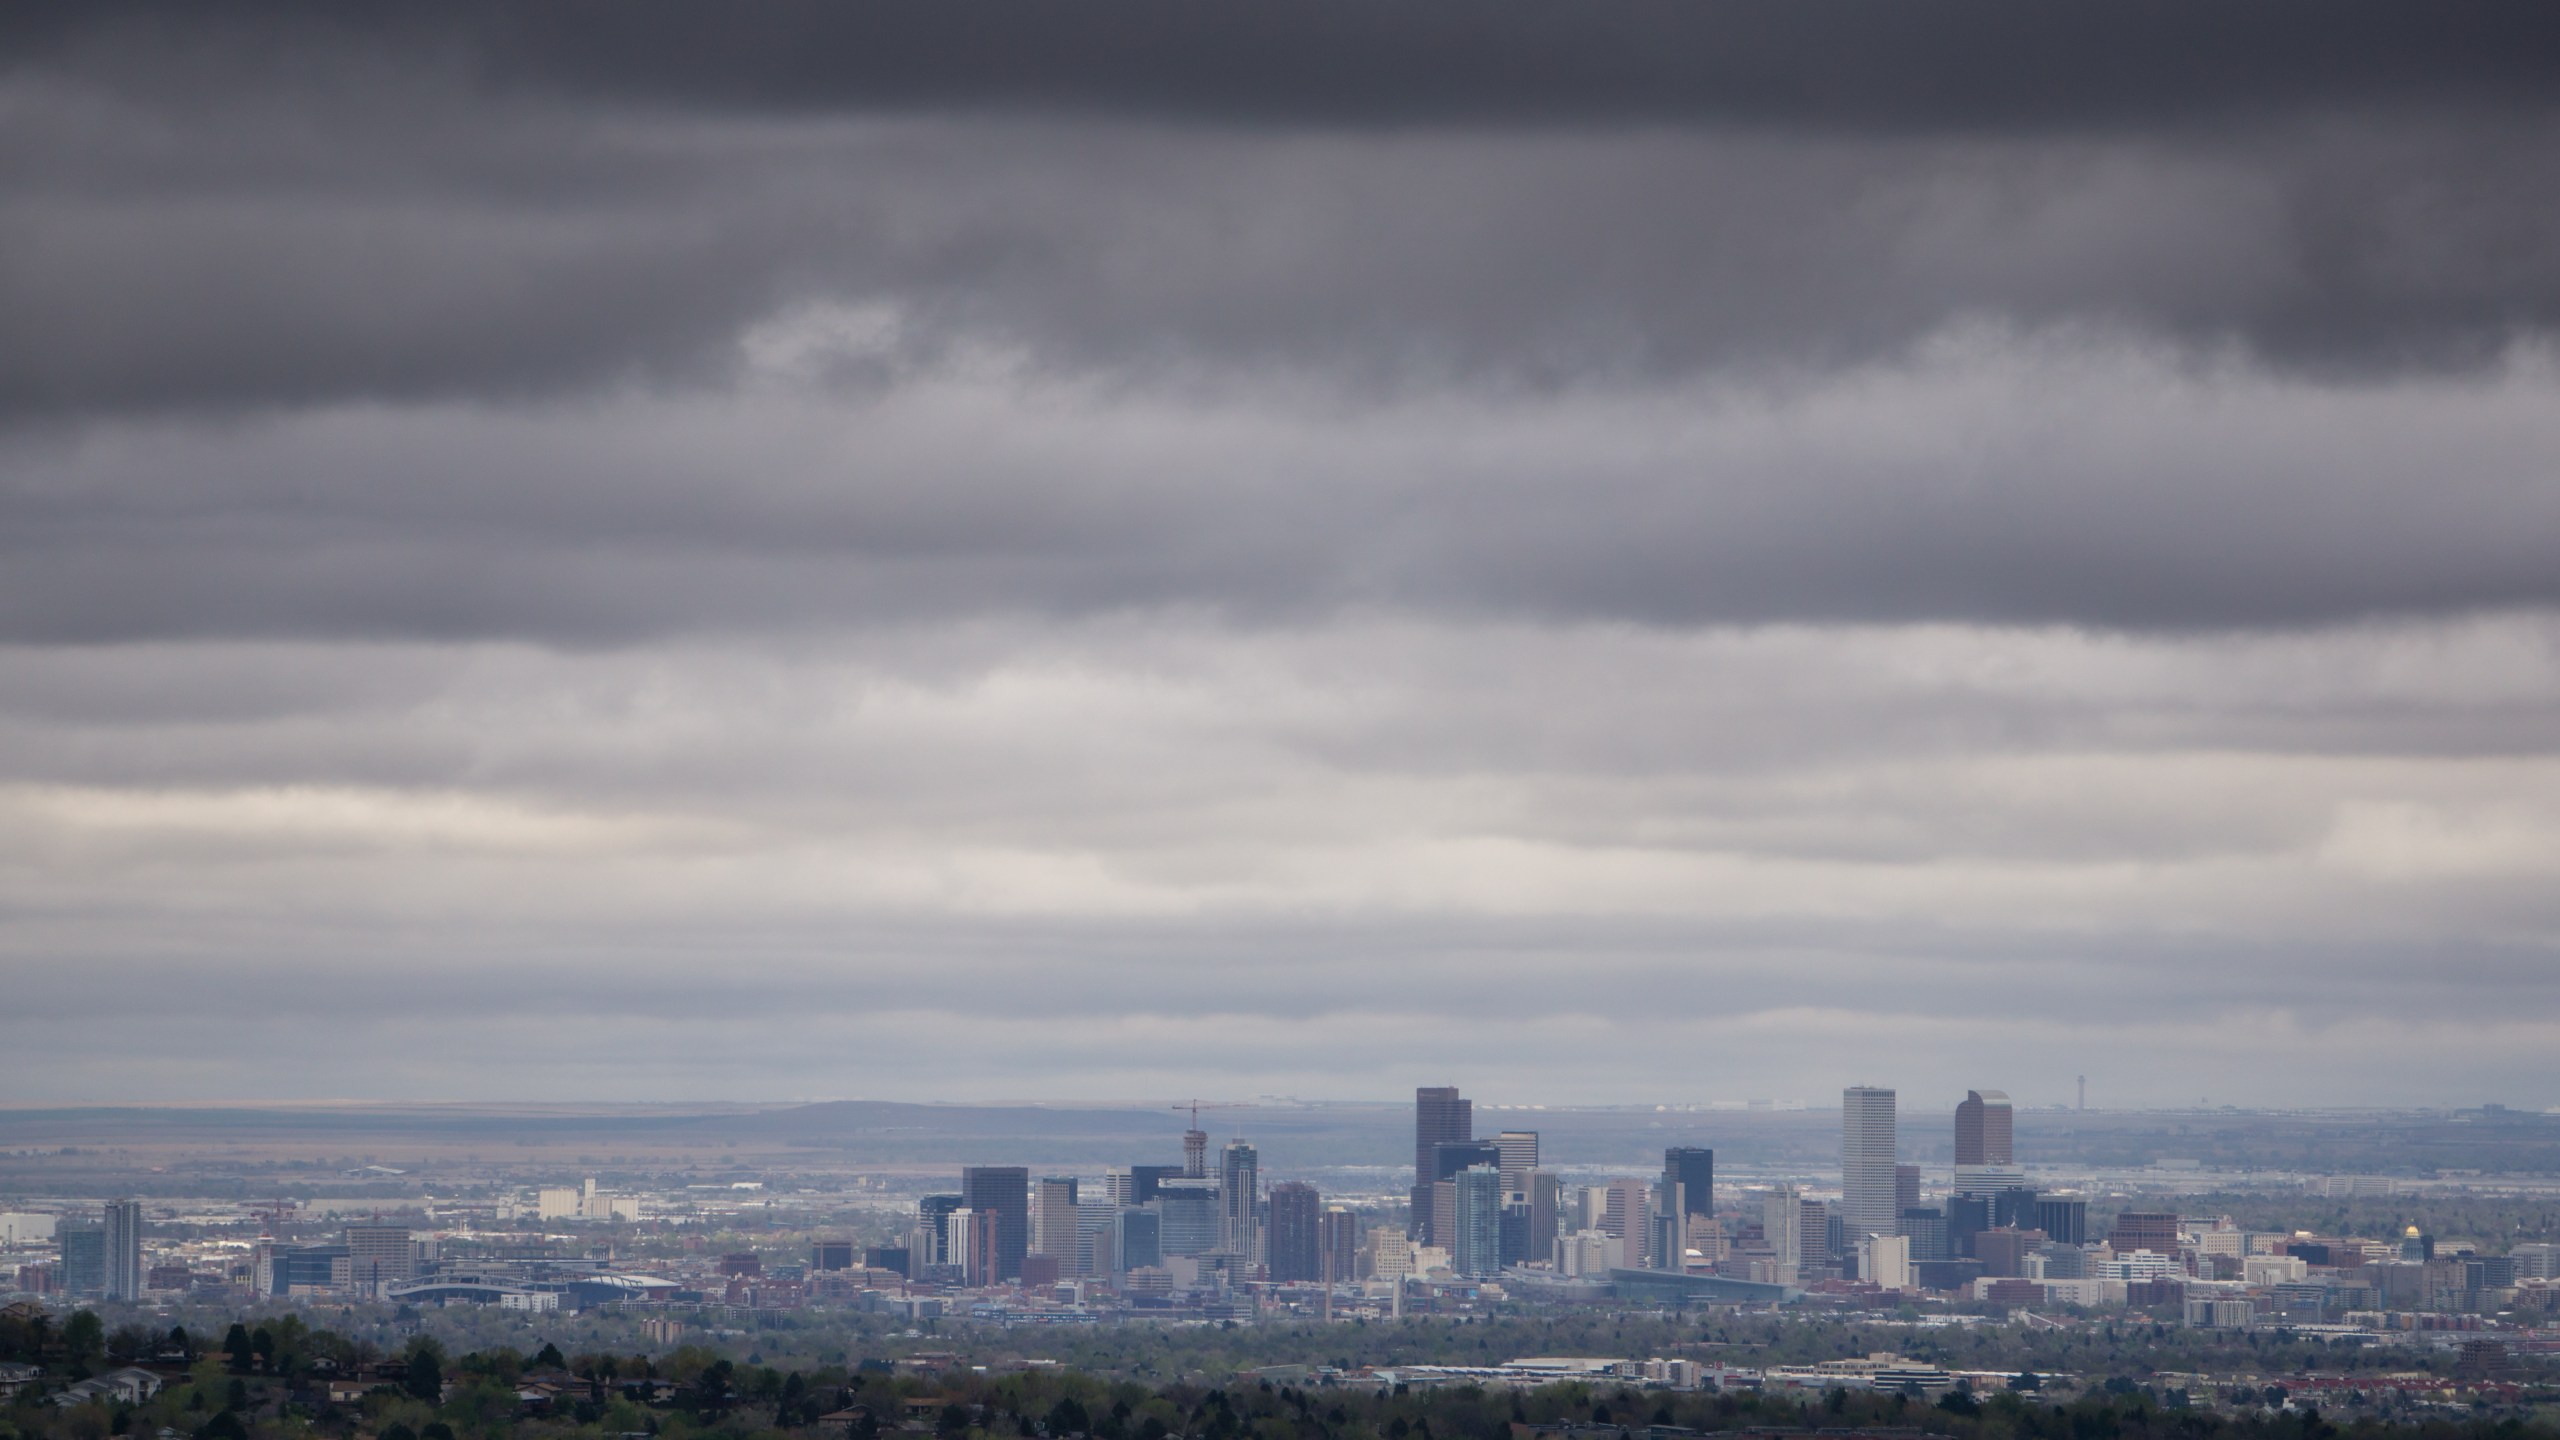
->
<box><xmin>3</xmin><ymin>4</ymin><xmax>2557</xmax><ymax>1106</ymax></box>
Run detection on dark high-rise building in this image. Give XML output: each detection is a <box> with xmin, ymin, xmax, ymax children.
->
<box><xmin>2034</xmin><ymin>1197</ymin><xmax>2088</xmax><ymax>1246</ymax></box>
<box><xmin>1434</xmin><ymin>1139</ymin><xmax>1501</xmax><ymax>1182</ymax></box>
<box><xmin>2108</xmin><ymin>1210</ymin><xmax>2180</xmax><ymax>1255</ymax></box>
<box><xmin>1955</xmin><ymin>1090</ymin><xmax>2014</xmax><ymax>1166</ymax></box>
<box><xmin>863</xmin><ymin>1246</ymin><xmax>910</xmax><ymax>1273</ymax></box>
<box><xmin>1318</xmin><ymin>1206</ymin><xmax>1361</xmax><ymax>1282</ymax></box>
<box><xmin>1993</xmin><ymin>1186</ymin><xmax>2041</xmax><ymax>1230</ymax></box>
<box><xmin>1525</xmin><ymin>1170</ymin><xmax>1561</xmax><ymax>1265</ymax></box>
<box><xmin>1663</xmin><ymin>1147</ymin><xmax>1714</xmax><ymax>1220</ymax></box>
<box><xmin>1124</xmin><ymin>1164</ymin><xmax>1183</xmax><ymax>1205</ymax></box>
<box><xmin>1900</xmin><ymin>1207</ymin><xmax>1950</xmax><ymax>1262</ymax></box>
<box><xmin>1266</xmin><ymin>1181</ymin><xmax>1322</xmax><ymax>1282</ymax></box>
<box><xmin>1155</xmin><ymin>1178</ymin><xmax>1221</xmax><ymax>1257</ymax></box>
<box><xmin>1895</xmin><ymin>1163</ymin><xmax>1921</xmax><ymax>1216</ymax></box>
<box><xmin>103</xmin><ymin>1200</ymin><xmax>145</xmax><ymax>1302</ymax></box>
<box><xmin>1499</xmin><ymin>1201</ymin><xmax>1532</xmax><ymax>1266</ymax></box>
<box><xmin>1219</xmin><ymin>1142</ymin><xmax>1260</xmax><ymax>1259</ymax></box>
<box><xmin>58</xmin><ymin>1222</ymin><xmax>106</xmax><ymax>1298</ymax></box>
<box><xmin>1948</xmin><ymin>1194</ymin><xmax>1991</xmax><ymax>1256</ymax></box>
<box><xmin>1451</xmin><ymin>1166</ymin><xmax>1504</xmax><ymax>1278</ymax></box>
<box><xmin>1117</xmin><ymin>1208</ymin><xmax>1162</xmax><ymax>1271</ymax></box>
<box><xmin>1425</xmin><ymin>1138</ymin><xmax>1498</xmax><ymax>1246</ymax></box>
<box><xmin>1974</xmin><ymin>1226</ymin><xmax>2043</xmax><ymax>1277</ymax></box>
<box><xmin>918</xmin><ymin>1194</ymin><xmax>964</xmax><ymax>1265</ymax></box>
<box><xmin>811</xmin><ymin>1241</ymin><xmax>855</xmax><ymax>1271</ymax></box>
<box><xmin>960</xmin><ymin>1166</ymin><xmax>1031</xmax><ymax>1281</ymax></box>
<box><xmin>346</xmin><ymin>1223</ymin><xmax>413</xmax><ymax>1295</ymax></box>
<box><xmin>1412</xmin><ymin>1086</ymin><xmax>1471</xmax><ymax>1242</ymax></box>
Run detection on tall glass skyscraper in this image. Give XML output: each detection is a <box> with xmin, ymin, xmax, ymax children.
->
<box><xmin>1841</xmin><ymin>1085</ymin><xmax>1899</xmax><ymax>1245</ymax></box>
<box><xmin>1412</xmin><ymin>1086</ymin><xmax>1470</xmax><ymax>1243</ymax></box>
<box><xmin>1450</xmin><ymin>1166</ymin><xmax>1504</xmax><ymax>1278</ymax></box>
<box><xmin>959</xmin><ymin>1166</ymin><xmax>1029</xmax><ymax>1281</ymax></box>
<box><xmin>103</xmin><ymin>1199</ymin><xmax>145</xmax><ymax>1302</ymax></box>
<box><xmin>1218</xmin><ymin>1141</ymin><xmax>1260</xmax><ymax>1261</ymax></box>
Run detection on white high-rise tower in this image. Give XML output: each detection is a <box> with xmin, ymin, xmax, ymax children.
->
<box><xmin>1841</xmin><ymin>1085</ymin><xmax>1899</xmax><ymax>1246</ymax></box>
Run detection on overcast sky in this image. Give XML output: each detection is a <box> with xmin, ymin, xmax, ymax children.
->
<box><xmin>6</xmin><ymin>2</ymin><xmax>2559</xmax><ymax>1111</ymax></box>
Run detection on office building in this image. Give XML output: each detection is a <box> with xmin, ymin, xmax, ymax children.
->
<box><xmin>1113</xmin><ymin>1164</ymin><xmax>1183</xmax><ymax>1206</ymax></box>
<box><xmin>1900</xmin><ymin>1207</ymin><xmax>1950</xmax><ymax>1263</ymax></box>
<box><xmin>103</xmin><ymin>1200</ymin><xmax>144</xmax><ymax>1302</ymax></box>
<box><xmin>959</xmin><ymin>1166</ymin><xmax>1030</xmax><ymax>1281</ymax></box>
<box><xmin>1320</xmin><ymin>1206</ymin><xmax>1362</xmax><ymax>1281</ymax></box>
<box><xmin>346</xmin><ymin>1223</ymin><xmax>414</xmax><ymax>1295</ymax></box>
<box><xmin>1365</xmin><ymin>1226</ymin><xmax>1417</xmax><ymax>1278</ymax></box>
<box><xmin>945</xmin><ymin>1209</ymin><xmax>993</xmax><ymax>1286</ymax></box>
<box><xmin>1860</xmin><ymin>1232</ymin><xmax>1915</xmax><ymax>1291</ymax></box>
<box><xmin>1601</xmin><ymin>1177</ymin><xmax>1650</xmax><ymax>1268</ymax></box>
<box><xmin>1219</xmin><ymin>1142</ymin><xmax>1260</xmax><ymax>1260</ymax></box>
<box><xmin>1073</xmin><ymin>1201</ymin><xmax>1119</xmax><ymax>1278</ymax></box>
<box><xmin>1267</xmin><ymin>1181</ymin><xmax>1321</xmax><ymax>1282</ymax></box>
<box><xmin>1433</xmin><ymin>1139</ymin><xmax>1501</xmax><ymax>1183</ymax></box>
<box><xmin>1993</xmin><ymin>1185</ymin><xmax>2041</xmax><ymax>1230</ymax></box>
<box><xmin>2109</xmin><ymin>1210</ymin><xmax>2181</xmax><ymax>1256</ymax></box>
<box><xmin>811</xmin><ymin>1241</ymin><xmax>855</xmax><ymax>1271</ymax></box>
<box><xmin>1948</xmin><ymin>1194</ymin><xmax>1990</xmax><ymax>1256</ymax></box>
<box><xmin>1031</xmin><ymin>1177</ymin><xmax>1080</xmax><ymax>1260</ymax></box>
<box><xmin>1799</xmin><ymin>1197</ymin><xmax>1837</xmax><ymax>1276</ymax></box>
<box><xmin>1895</xmin><ymin>1163</ymin><xmax>1921</xmax><ymax>1216</ymax></box>
<box><xmin>1842</xmin><ymin>1086</ymin><xmax>1899</xmax><ymax>1243</ymax></box>
<box><xmin>58</xmin><ymin>1222</ymin><xmax>106</xmax><ymax>1298</ymax></box>
<box><xmin>1523</xmin><ymin>1170</ymin><xmax>1561</xmax><ymax>1265</ymax></box>
<box><xmin>1651</xmin><ymin>1198</ymin><xmax>1686</xmax><ymax>1273</ymax></box>
<box><xmin>1974</xmin><ymin>1226</ymin><xmax>2042</xmax><ymax>1277</ymax></box>
<box><xmin>1663</xmin><ymin>1147</ymin><xmax>1714</xmax><ymax>1222</ymax></box>
<box><xmin>1765</xmin><ymin>1186</ymin><xmax>1803</xmax><ymax>1285</ymax></box>
<box><xmin>1451</xmin><ymin>1166</ymin><xmax>1504</xmax><ymax>1279</ymax></box>
<box><xmin>1496</xmin><ymin>1131</ymin><xmax>1540</xmax><ymax>1187</ymax></box>
<box><xmin>1423</xmin><ymin>1139</ymin><xmax>1496</xmax><ymax>1248</ymax></box>
<box><xmin>1116</xmin><ymin>1207</ymin><xmax>1162</xmax><ymax>1272</ymax></box>
<box><xmin>1412</xmin><ymin>1087</ymin><xmax>1472</xmax><ymax>1242</ymax></box>
<box><xmin>1499</xmin><ymin>1200</ymin><xmax>1531</xmax><ymax>1266</ymax></box>
<box><xmin>1955</xmin><ymin>1089</ymin><xmax>2013</xmax><ymax>1165</ymax></box>
<box><xmin>917</xmin><ymin>1194</ymin><xmax>963</xmax><ymax>1266</ymax></box>
<box><xmin>1155</xmin><ymin>1177</ymin><xmax>1221</xmax><ymax>1256</ymax></box>
<box><xmin>2034</xmin><ymin>1196</ymin><xmax>2089</xmax><ymax>1246</ymax></box>
<box><xmin>1953</xmin><ymin>1089</ymin><xmax>2025</xmax><ymax>1194</ymax></box>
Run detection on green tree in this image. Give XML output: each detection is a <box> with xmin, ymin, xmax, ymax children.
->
<box><xmin>63</xmin><ymin>1311</ymin><xmax>106</xmax><ymax>1366</ymax></box>
<box><xmin>223</xmin><ymin>1325</ymin><xmax>254</xmax><ymax>1376</ymax></box>
<box><xmin>404</xmin><ymin>1348</ymin><xmax>444</xmax><ymax>1404</ymax></box>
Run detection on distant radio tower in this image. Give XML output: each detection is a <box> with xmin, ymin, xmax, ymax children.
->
<box><xmin>2077</xmin><ymin>1076</ymin><xmax>2087</xmax><ymax>1113</ymax></box>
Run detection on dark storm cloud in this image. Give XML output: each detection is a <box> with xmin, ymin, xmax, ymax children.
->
<box><xmin>5</xmin><ymin>1</ymin><xmax>2560</xmax><ymax>426</ymax></box>
<box><xmin>5</xmin><ymin>345</ymin><xmax>2558</xmax><ymax>640</ymax></box>
<box><xmin>14</xmin><ymin>1</ymin><xmax>2559</xmax><ymax>129</ymax></box>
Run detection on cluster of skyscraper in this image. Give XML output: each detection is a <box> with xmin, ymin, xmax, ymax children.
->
<box><xmin>889</xmin><ymin>1082</ymin><xmax>2084</xmax><ymax>1293</ymax></box>
<box><xmin>895</xmin><ymin>1127</ymin><xmax>1359</xmax><ymax>1290</ymax></box>
<box><xmin>49</xmin><ymin>1200</ymin><xmax>144</xmax><ymax>1301</ymax></box>
<box><xmin>1829</xmin><ymin>1085</ymin><xmax>2084</xmax><ymax>1290</ymax></box>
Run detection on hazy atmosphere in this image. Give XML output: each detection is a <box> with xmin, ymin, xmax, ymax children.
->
<box><xmin>6</xmin><ymin>2</ymin><xmax>2559</xmax><ymax>1107</ymax></box>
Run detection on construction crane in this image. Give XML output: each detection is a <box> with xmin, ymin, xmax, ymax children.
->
<box><xmin>1170</xmin><ymin>1100</ymin><xmax>1255</xmax><ymax>1178</ymax></box>
<box><xmin>253</xmin><ymin>1197</ymin><xmax>300</xmax><ymax>1236</ymax></box>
